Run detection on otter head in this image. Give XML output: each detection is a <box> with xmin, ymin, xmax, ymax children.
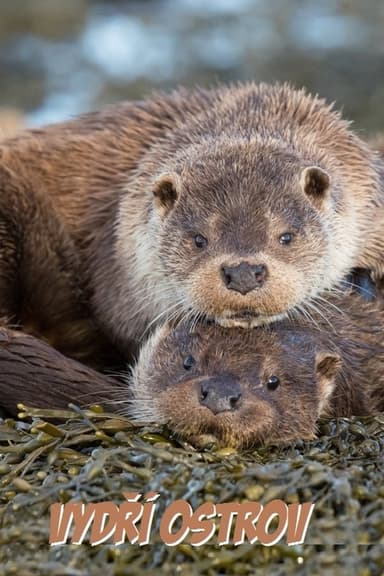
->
<box><xmin>126</xmin><ymin>321</ymin><xmax>342</xmax><ymax>449</ymax></box>
<box><xmin>147</xmin><ymin>140</ymin><xmax>354</xmax><ymax>328</ymax></box>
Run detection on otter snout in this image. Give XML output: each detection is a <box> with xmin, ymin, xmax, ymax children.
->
<box><xmin>199</xmin><ymin>375</ymin><xmax>242</xmax><ymax>414</ymax></box>
<box><xmin>221</xmin><ymin>262</ymin><xmax>267</xmax><ymax>295</ymax></box>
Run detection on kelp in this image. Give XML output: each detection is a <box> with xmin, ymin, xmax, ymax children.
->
<box><xmin>0</xmin><ymin>404</ymin><xmax>383</xmax><ymax>575</ymax></box>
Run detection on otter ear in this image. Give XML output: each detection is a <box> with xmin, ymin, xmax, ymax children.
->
<box><xmin>315</xmin><ymin>351</ymin><xmax>342</xmax><ymax>415</ymax></box>
<box><xmin>300</xmin><ymin>166</ymin><xmax>330</xmax><ymax>208</ymax></box>
<box><xmin>152</xmin><ymin>173</ymin><xmax>180</xmax><ymax>217</ymax></box>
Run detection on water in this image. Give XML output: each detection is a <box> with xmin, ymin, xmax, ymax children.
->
<box><xmin>0</xmin><ymin>0</ymin><xmax>383</xmax><ymax>132</ymax></box>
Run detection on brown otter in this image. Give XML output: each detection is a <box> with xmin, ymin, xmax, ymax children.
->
<box><xmin>126</xmin><ymin>292</ymin><xmax>384</xmax><ymax>448</ymax></box>
<box><xmin>0</xmin><ymin>270</ymin><xmax>378</xmax><ymax>427</ymax></box>
<box><xmin>0</xmin><ymin>326</ymin><xmax>121</xmax><ymax>416</ymax></box>
<box><xmin>0</xmin><ymin>163</ymin><xmax>127</xmax><ymax>371</ymax></box>
<box><xmin>0</xmin><ymin>108</ymin><xmax>24</xmax><ymax>140</ymax></box>
<box><xmin>0</xmin><ymin>82</ymin><xmax>383</xmax><ymax>367</ymax></box>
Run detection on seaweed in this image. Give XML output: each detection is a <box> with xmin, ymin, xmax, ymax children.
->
<box><xmin>0</xmin><ymin>405</ymin><xmax>383</xmax><ymax>575</ymax></box>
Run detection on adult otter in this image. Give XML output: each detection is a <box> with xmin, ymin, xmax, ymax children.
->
<box><xmin>0</xmin><ymin>164</ymin><xmax>126</xmax><ymax>371</ymax></box>
<box><xmin>127</xmin><ymin>292</ymin><xmax>384</xmax><ymax>448</ymax></box>
<box><xmin>0</xmin><ymin>83</ymin><xmax>383</xmax><ymax>368</ymax></box>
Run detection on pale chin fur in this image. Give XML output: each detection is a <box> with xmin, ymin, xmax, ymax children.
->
<box><xmin>215</xmin><ymin>312</ymin><xmax>287</xmax><ymax>329</ymax></box>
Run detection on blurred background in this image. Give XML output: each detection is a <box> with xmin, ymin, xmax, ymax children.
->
<box><xmin>0</xmin><ymin>0</ymin><xmax>384</xmax><ymax>134</ymax></box>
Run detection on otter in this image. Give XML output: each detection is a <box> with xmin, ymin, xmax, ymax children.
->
<box><xmin>0</xmin><ymin>83</ymin><xmax>383</xmax><ymax>370</ymax></box>
<box><xmin>0</xmin><ymin>163</ymin><xmax>127</xmax><ymax>371</ymax></box>
<box><xmin>0</xmin><ymin>327</ymin><xmax>121</xmax><ymax>416</ymax></box>
<box><xmin>126</xmin><ymin>292</ymin><xmax>384</xmax><ymax>449</ymax></box>
<box><xmin>2</xmin><ymin>292</ymin><xmax>382</xmax><ymax>448</ymax></box>
<box><xmin>0</xmin><ymin>108</ymin><xmax>24</xmax><ymax>140</ymax></box>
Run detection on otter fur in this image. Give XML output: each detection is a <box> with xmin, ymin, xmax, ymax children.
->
<box><xmin>127</xmin><ymin>292</ymin><xmax>384</xmax><ymax>449</ymax></box>
<box><xmin>0</xmin><ymin>163</ymin><xmax>126</xmax><ymax>370</ymax></box>
<box><xmin>0</xmin><ymin>83</ymin><xmax>383</xmax><ymax>363</ymax></box>
<box><xmin>2</xmin><ymin>82</ymin><xmax>384</xmax><ymax>416</ymax></box>
<box><xmin>0</xmin><ymin>327</ymin><xmax>121</xmax><ymax>416</ymax></box>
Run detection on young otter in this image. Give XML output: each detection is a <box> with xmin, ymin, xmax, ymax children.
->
<box><xmin>127</xmin><ymin>294</ymin><xmax>384</xmax><ymax>448</ymax></box>
<box><xmin>0</xmin><ymin>83</ymin><xmax>383</xmax><ymax>366</ymax></box>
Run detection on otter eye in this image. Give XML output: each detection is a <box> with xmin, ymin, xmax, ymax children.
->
<box><xmin>279</xmin><ymin>232</ymin><xmax>293</xmax><ymax>245</ymax></box>
<box><xmin>194</xmin><ymin>234</ymin><xmax>208</xmax><ymax>249</ymax></box>
<box><xmin>266</xmin><ymin>376</ymin><xmax>280</xmax><ymax>390</ymax></box>
<box><xmin>183</xmin><ymin>355</ymin><xmax>195</xmax><ymax>370</ymax></box>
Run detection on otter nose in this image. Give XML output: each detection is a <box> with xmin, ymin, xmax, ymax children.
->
<box><xmin>221</xmin><ymin>262</ymin><xmax>267</xmax><ymax>295</ymax></box>
<box><xmin>200</xmin><ymin>376</ymin><xmax>242</xmax><ymax>414</ymax></box>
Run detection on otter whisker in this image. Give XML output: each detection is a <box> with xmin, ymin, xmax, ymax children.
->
<box><xmin>336</xmin><ymin>279</ymin><xmax>374</xmax><ymax>295</ymax></box>
<box><xmin>139</xmin><ymin>298</ymin><xmax>185</xmax><ymax>340</ymax></box>
<box><xmin>173</xmin><ymin>300</ymin><xmax>200</xmax><ymax>331</ymax></box>
<box><xmin>291</xmin><ymin>302</ymin><xmax>320</xmax><ymax>331</ymax></box>
<box><xmin>304</xmin><ymin>299</ymin><xmax>336</xmax><ymax>332</ymax></box>
<box><xmin>189</xmin><ymin>308</ymin><xmax>205</xmax><ymax>333</ymax></box>
<box><xmin>313</xmin><ymin>294</ymin><xmax>347</xmax><ymax>320</ymax></box>
<box><xmin>129</xmin><ymin>289</ymin><xmax>177</xmax><ymax>319</ymax></box>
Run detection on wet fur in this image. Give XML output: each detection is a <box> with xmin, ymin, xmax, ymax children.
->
<box><xmin>0</xmin><ymin>83</ymin><xmax>383</xmax><ymax>352</ymax></box>
<box><xmin>0</xmin><ymin>326</ymin><xmax>123</xmax><ymax>416</ymax></box>
<box><xmin>0</xmin><ymin>84</ymin><xmax>384</xmax><ymax>412</ymax></box>
<box><xmin>127</xmin><ymin>293</ymin><xmax>384</xmax><ymax>449</ymax></box>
